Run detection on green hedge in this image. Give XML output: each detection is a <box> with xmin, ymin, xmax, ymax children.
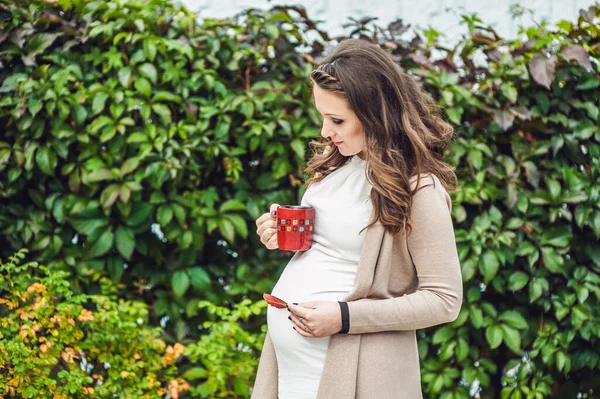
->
<box><xmin>1</xmin><ymin>0</ymin><xmax>599</xmax><ymax>397</ymax></box>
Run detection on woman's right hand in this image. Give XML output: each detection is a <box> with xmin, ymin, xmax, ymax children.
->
<box><xmin>255</xmin><ymin>203</ymin><xmax>279</xmax><ymax>250</ymax></box>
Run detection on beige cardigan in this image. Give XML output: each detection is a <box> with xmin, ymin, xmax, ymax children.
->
<box><xmin>251</xmin><ymin>174</ymin><xmax>463</xmax><ymax>399</ymax></box>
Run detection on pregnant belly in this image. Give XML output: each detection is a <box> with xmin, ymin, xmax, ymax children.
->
<box><xmin>266</xmin><ymin>248</ymin><xmax>358</xmax><ymax>375</ymax></box>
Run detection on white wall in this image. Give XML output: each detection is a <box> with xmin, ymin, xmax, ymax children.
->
<box><xmin>181</xmin><ymin>0</ymin><xmax>594</xmax><ymax>43</ymax></box>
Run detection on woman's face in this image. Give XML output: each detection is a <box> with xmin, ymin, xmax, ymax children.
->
<box><xmin>312</xmin><ymin>83</ymin><xmax>366</xmax><ymax>158</ymax></box>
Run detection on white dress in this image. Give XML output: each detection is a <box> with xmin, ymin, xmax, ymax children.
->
<box><xmin>267</xmin><ymin>154</ymin><xmax>373</xmax><ymax>399</ymax></box>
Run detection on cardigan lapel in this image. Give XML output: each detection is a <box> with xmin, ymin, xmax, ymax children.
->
<box><xmin>316</xmin><ymin>218</ymin><xmax>386</xmax><ymax>398</ymax></box>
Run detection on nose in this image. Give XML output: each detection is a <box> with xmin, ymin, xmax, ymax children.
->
<box><xmin>320</xmin><ymin>120</ymin><xmax>336</xmax><ymax>140</ymax></box>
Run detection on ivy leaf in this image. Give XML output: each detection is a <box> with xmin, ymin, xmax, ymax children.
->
<box><xmin>219</xmin><ymin>199</ymin><xmax>246</xmax><ymax>212</ymax></box>
<box><xmin>88</xmin><ymin>228</ymin><xmax>114</xmax><ymax>258</ymax></box>
<box><xmin>120</xmin><ymin>157</ymin><xmax>140</xmax><ymax>176</ymax></box>
<box><xmin>480</xmin><ymin>250</ymin><xmax>500</xmax><ymax>284</ymax></box>
<box><xmin>218</xmin><ymin>218</ymin><xmax>235</xmax><ymax>242</ymax></box>
<box><xmin>100</xmin><ymin>183</ymin><xmax>120</xmax><ymax>208</ymax></box>
<box><xmin>92</xmin><ymin>92</ymin><xmax>109</xmax><ymax>115</ymax></box>
<box><xmin>172</xmin><ymin>270</ymin><xmax>190</xmax><ymax>297</ymax></box>
<box><xmin>499</xmin><ymin>310</ymin><xmax>528</xmax><ymax>330</ymax></box>
<box><xmin>494</xmin><ymin>110</ymin><xmax>515</xmax><ymax>131</ymax></box>
<box><xmin>86</xmin><ymin>168</ymin><xmax>113</xmax><ymax>182</ymax></box>
<box><xmin>225</xmin><ymin>214</ymin><xmax>248</xmax><ymax>239</ymax></box>
<box><xmin>35</xmin><ymin>146</ymin><xmax>57</xmax><ymax>176</ymax></box>
<box><xmin>560</xmin><ymin>44</ymin><xmax>592</xmax><ymax>71</ymax></box>
<box><xmin>152</xmin><ymin>91</ymin><xmax>182</xmax><ymax>104</ymax></box>
<box><xmin>118</xmin><ymin>67</ymin><xmax>132</xmax><ymax>88</ymax></box>
<box><xmin>432</xmin><ymin>325</ymin><xmax>454</xmax><ymax>345</ymax></box>
<box><xmin>485</xmin><ymin>325</ymin><xmax>503</xmax><ymax>349</ymax></box>
<box><xmin>189</xmin><ymin>267</ymin><xmax>211</xmax><ymax>290</ymax></box>
<box><xmin>290</xmin><ymin>139</ymin><xmax>305</xmax><ymax>159</ymax></box>
<box><xmin>134</xmin><ymin>77</ymin><xmax>152</xmax><ymax>98</ymax></box>
<box><xmin>528</xmin><ymin>53</ymin><xmax>557</xmax><ymax>90</ymax></box>
<box><xmin>115</xmin><ymin>225</ymin><xmax>135</xmax><ymax>260</ymax></box>
<box><xmin>157</xmin><ymin>205</ymin><xmax>173</xmax><ymax>226</ymax></box>
<box><xmin>501</xmin><ymin>324</ymin><xmax>522</xmax><ymax>353</ymax></box>
<box><xmin>541</xmin><ymin>246</ymin><xmax>565</xmax><ymax>274</ymax></box>
<box><xmin>139</xmin><ymin>63</ymin><xmax>157</xmax><ymax>84</ymax></box>
<box><xmin>152</xmin><ymin>103</ymin><xmax>171</xmax><ymax>124</ymax></box>
<box><xmin>508</xmin><ymin>272</ymin><xmax>529</xmax><ymax>291</ymax></box>
<box><xmin>22</xmin><ymin>33</ymin><xmax>62</xmax><ymax>66</ymax></box>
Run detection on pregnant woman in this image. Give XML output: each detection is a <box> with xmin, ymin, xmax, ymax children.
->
<box><xmin>252</xmin><ymin>38</ymin><xmax>463</xmax><ymax>399</ymax></box>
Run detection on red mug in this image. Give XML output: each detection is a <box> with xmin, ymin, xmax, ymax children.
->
<box><xmin>276</xmin><ymin>205</ymin><xmax>315</xmax><ymax>251</ymax></box>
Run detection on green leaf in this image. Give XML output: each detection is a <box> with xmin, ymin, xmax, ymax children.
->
<box><xmin>115</xmin><ymin>225</ymin><xmax>135</xmax><ymax>260</ymax></box>
<box><xmin>143</xmin><ymin>39</ymin><xmax>157</xmax><ymax>61</ymax></box>
<box><xmin>486</xmin><ymin>325</ymin><xmax>503</xmax><ymax>349</ymax></box>
<box><xmin>529</xmin><ymin>279</ymin><xmax>544</xmax><ymax>303</ymax></box>
<box><xmin>92</xmin><ymin>92</ymin><xmax>109</xmax><ymax>115</ymax></box>
<box><xmin>172</xmin><ymin>270</ymin><xmax>190</xmax><ymax>297</ymax></box>
<box><xmin>499</xmin><ymin>310</ymin><xmax>528</xmax><ymax>330</ymax></box>
<box><xmin>152</xmin><ymin>91</ymin><xmax>182</xmax><ymax>104</ymax></box>
<box><xmin>139</xmin><ymin>63</ymin><xmax>157</xmax><ymax>84</ymax></box>
<box><xmin>107</xmin><ymin>256</ymin><xmax>124</xmax><ymax>282</ymax></box>
<box><xmin>480</xmin><ymin>250</ymin><xmax>500</xmax><ymax>284</ymax></box>
<box><xmin>508</xmin><ymin>272</ymin><xmax>529</xmax><ymax>291</ymax></box>
<box><xmin>126</xmin><ymin>132</ymin><xmax>148</xmax><ymax>143</ymax></box>
<box><xmin>88</xmin><ymin>228</ymin><xmax>114</xmax><ymax>258</ymax></box>
<box><xmin>189</xmin><ymin>267</ymin><xmax>211</xmax><ymax>290</ymax></box>
<box><xmin>35</xmin><ymin>146</ymin><xmax>57</xmax><ymax>175</ymax></box>
<box><xmin>470</xmin><ymin>307</ymin><xmax>484</xmax><ymax>328</ymax></box>
<box><xmin>134</xmin><ymin>77</ymin><xmax>152</xmax><ymax>98</ymax></box>
<box><xmin>461</xmin><ymin>258</ymin><xmax>477</xmax><ymax>282</ymax></box>
<box><xmin>219</xmin><ymin>218</ymin><xmax>235</xmax><ymax>242</ymax></box>
<box><xmin>127</xmin><ymin>203</ymin><xmax>152</xmax><ymax>226</ymax></box>
<box><xmin>225</xmin><ymin>214</ymin><xmax>248</xmax><ymax>239</ymax></box>
<box><xmin>183</xmin><ymin>367</ymin><xmax>207</xmax><ymax>380</ymax></box>
<box><xmin>501</xmin><ymin>324</ymin><xmax>522</xmax><ymax>353</ymax></box>
<box><xmin>118</xmin><ymin>67</ymin><xmax>132</xmax><ymax>88</ymax></box>
<box><xmin>446</xmin><ymin>107</ymin><xmax>463</xmax><ymax>125</ymax></box>
<box><xmin>100</xmin><ymin>183</ymin><xmax>120</xmax><ymax>208</ymax></box>
<box><xmin>219</xmin><ymin>199</ymin><xmax>246</xmax><ymax>212</ymax></box>
<box><xmin>70</xmin><ymin>218</ymin><xmax>108</xmax><ymax>236</ymax></box>
<box><xmin>290</xmin><ymin>139</ymin><xmax>305</xmax><ymax>159</ymax></box>
<box><xmin>157</xmin><ymin>205</ymin><xmax>173</xmax><ymax>226</ymax></box>
<box><xmin>87</xmin><ymin>168</ymin><xmax>113</xmax><ymax>182</ymax></box>
<box><xmin>556</xmin><ymin>351</ymin><xmax>570</xmax><ymax>373</ymax></box>
<box><xmin>120</xmin><ymin>157</ymin><xmax>140</xmax><ymax>175</ymax></box>
<box><xmin>541</xmin><ymin>246</ymin><xmax>565</xmax><ymax>274</ymax></box>
<box><xmin>432</xmin><ymin>325</ymin><xmax>454</xmax><ymax>344</ymax></box>
<box><xmin>152</xmin><ymin>103</ymin><xmax>171</xmax><ymax>124</ymax></box>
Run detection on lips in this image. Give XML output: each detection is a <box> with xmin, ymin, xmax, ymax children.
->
<box><xmin>333</xmin><ymin>141</ymin><xmax>343</xmax><ymax>145</ymax></box>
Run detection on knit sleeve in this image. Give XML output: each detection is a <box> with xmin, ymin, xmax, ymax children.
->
<box><xmin>345</xmin><ymin>175</ymin><xmax>463</xmax><ymax>334</ymax></box>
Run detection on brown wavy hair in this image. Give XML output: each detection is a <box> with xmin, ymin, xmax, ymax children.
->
<box><xmin>303</xmin><ymin>38</ymin><xmax>457</xmax><ymax>236</ymax></box>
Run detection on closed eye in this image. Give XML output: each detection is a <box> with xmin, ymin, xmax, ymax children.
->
<box><xmin>332</xmin><ymin>119</ymin><xmax>343</xmax><ymax>125</ymax></box>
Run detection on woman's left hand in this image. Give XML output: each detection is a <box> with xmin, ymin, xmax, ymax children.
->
<box><xmin>288</xmin><ymin>301</ymin><xmax>343</xmax><ymax>338</ymax></box>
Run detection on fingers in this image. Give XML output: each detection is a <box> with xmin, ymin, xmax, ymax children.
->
<box><xmin>255</xmin><ymin>212</ymin><xmax>272</xmax><ymax>229</ymax></box>
<box><xmin>255</xmin><ymin>203</ymin><xmax>280</xmax><ymax>249</ymax></box>
<box><xmin>293</xmin><ymin>325</ymin><xmax>313</xmax><ymax>337</ymax></box>
<box><xmin>289</xmin><ymin>314</ymin><xmax>314</xmax><ymax>337</ymax></box>
<box><xmin>257</xmin><ymin>219</ymin><xmax>276</xmax><ymax>240</ymax></box>
<box><xmin>269</xmin><ymin>203</ymin><xmax>280</xmax><ymax>216</ymax></box>
<box><xmin>288</xmin><ymin>303</ymin><xmax>311</xmax><ymax>319</ymax></box>
<box><xmin>265</xmin><ymin>230</ymin><xmax>278</xmax><ymax>250</ymax></box>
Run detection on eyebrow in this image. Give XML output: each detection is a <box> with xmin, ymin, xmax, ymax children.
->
<box><xmin>325</xmin><ymin>113</ymin><xmax>343</xmax><ymax>117</ymax></box>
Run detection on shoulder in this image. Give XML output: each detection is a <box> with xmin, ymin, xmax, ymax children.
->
<box><xmin>408</xmin><ymin>173</ymin><xmax>452</xmax><ymax>213</ymax></box>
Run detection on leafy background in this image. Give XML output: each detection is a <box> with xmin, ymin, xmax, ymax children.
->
<box><xmin>0</xmin><ymin>0</ymin><xmax>599</xmax><ymax>397</ymax></box>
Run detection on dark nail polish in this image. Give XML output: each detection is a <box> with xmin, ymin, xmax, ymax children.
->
<box><xmin>271</xmin><ymin>210</ymin><xmax>277</xmax><ymax>216</ymax></box>
<box><xmin>293</xmin><ymin>326</ymin><xmax>296</xmax><ymax>331</ymax></box>
<box><xmin>292</xmin><ymin>303</ymin><xmax>298</xmax><ymax>305</ymax></box>
<box><xmin>288</xmin><ymin>315</ymin><xmax>291</xmax><ymax>320</ymax></box>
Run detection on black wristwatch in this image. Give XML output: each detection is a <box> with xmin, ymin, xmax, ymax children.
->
<box><xmin>337</xmin><ymin>301</ymin><xmax>349</xmax><ymax>334</ymax></box>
